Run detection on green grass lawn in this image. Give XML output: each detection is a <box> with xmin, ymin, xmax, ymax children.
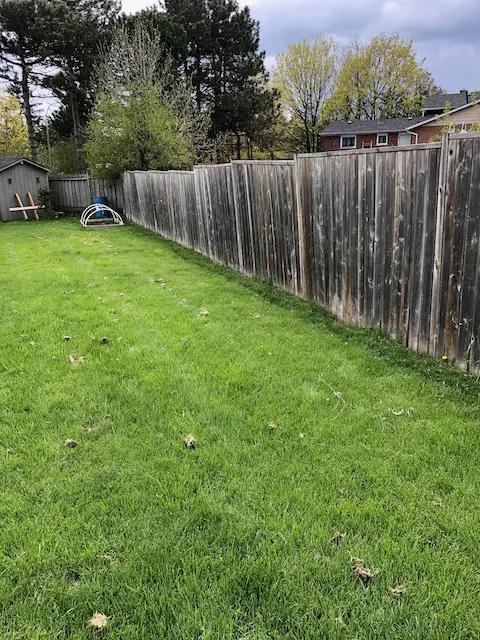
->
<box><xmin>1</xmin><ymin>219</ymin><xmax>480</xmax><ymax>639</ymax></box>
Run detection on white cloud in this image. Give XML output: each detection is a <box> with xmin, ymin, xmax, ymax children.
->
<box><xmin>116</xmin><ymin>0</ymin><xmax>480</xmax><ymax>91</ymax></box>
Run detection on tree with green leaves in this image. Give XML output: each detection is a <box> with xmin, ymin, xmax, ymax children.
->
<box><xmin>85</xmin><ymin>26</ymin><xmax>209</xmax><ymax>179</ymax></box>
<box><xmin>272</xmin><ymin>37</ymin><xmax>339</xmax><ymax>153</ymax></box>
<box><xmin>0</xmin><ymin>93</ymin><xmax>29</xmax><ymax>156</ymax></box>
<box><xmin>332</xmin><ymin>34</ymin><xmax>439</xmax><ymax>121</ymax></box>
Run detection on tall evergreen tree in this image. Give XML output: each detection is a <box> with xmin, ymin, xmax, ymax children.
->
<box><xmin>43</xmin><ymin>0</ymin><xmax>120</xmax><ymax>170</ymax></box>
<box><xmin>164</xmin><ymin>0</ymin><xmax>276</xmax><ymax>158</ymax></box>
<box><xmin>0</xmin><ymin>0</ymin><xmax>54</xmax><ymax>161</ymax></box>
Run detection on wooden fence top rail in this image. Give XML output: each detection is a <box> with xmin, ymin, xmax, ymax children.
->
<box><xmin>297</xmin><ymin>142</ymin><xmax>442</xmax><ymax>159</ymax></box>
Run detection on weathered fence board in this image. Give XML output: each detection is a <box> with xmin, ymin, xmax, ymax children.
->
<box><xmin>49</xmin><ymin>175</ymin><xmax>124</xmax><ymax>213</ymax></box>
<box><xmin>232</xmin><ymin>161</ymin><xmax>301</xmax><ymax>294</ymax></box>
<box><xmin>122</xmin><ymin>133</ymin><xmax>480</xmax><ymax>374</ymax></box>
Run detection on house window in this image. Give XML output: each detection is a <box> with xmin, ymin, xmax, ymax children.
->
<box><xmin>377</xmin><ymin>134</ymin><xmax>388</xmax><ymax>146</ymax></box>
<box><xmin>340</xmin><ymin>135</ymin><xmax>356</xmax><ymax>149</ymax></box>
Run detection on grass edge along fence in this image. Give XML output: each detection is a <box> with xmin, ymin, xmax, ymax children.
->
<box><xmin>122</xmin><ymin>133</ymin><xmax>480</xmax><ymax>374</ymax></box>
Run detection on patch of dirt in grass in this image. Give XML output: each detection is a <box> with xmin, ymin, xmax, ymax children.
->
<box><xmin>67</xmin><ymin>569</ymin><xmax>82</xmax><ymax>584</ymax></box>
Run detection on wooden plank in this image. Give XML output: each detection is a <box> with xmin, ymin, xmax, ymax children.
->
<box><xmin>364</xmin><ymin>152</ymin><xmax>376</xmax><ymax>327</ymax></box>
<box><xmin>408</xmin><ymin>148</ymin><xmax>428</xmax><ymax>351</ymax></box>
<box><xmin>27</xmin><ymin>192</ymin><xmax>40</xmax><ymax>220</ymax></box>
<box><xmin>457</xmin><ymin>137</ymin><xmax>480</xmax><ymax>369</ymax></box>
<box><xmin>14</xmin><ymin>193</ymin><xmax>28</xmax><ymax>220</ymax></box>
<box><xmin>429</xmin><ymin>133</ymin><xmax>450</xmax><ymax>357</ymax></box>
<box><xmin>373</xmin><ymin>151</ymin><xmax>385</xmax><ymax>329</ymax></box>
<box><xmin>381</xmin><ymin>150</ymin><xmax>395</xmax><ymax>332</ymax></box>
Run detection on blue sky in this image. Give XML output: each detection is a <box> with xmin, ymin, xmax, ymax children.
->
<box><xmin>122</xmin><ymin>0</ymin><xmax>480</xmax><ymax>92</ymax></box>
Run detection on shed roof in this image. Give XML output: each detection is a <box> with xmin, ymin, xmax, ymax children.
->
<box><xmin>322</xmin><ymin>116</ymin><xmax>429</xmax><ymax>136</ymax></box>
<box><xmin>0</xmin><ymin>157</ymin><xmax>50</xmax><ymax>174</ymax></box>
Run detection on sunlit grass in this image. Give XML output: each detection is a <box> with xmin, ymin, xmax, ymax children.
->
<box><xmin>1</xmin><ymin>219</ymin><xmax>479</xmax><ymax>639</ymax></box>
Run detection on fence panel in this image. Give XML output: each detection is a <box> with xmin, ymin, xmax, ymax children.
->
<box><xmin>232</xmin><ymin>161</ymin><xmax>301</xmax><ymax>295</ymax></box>
<box><xmin>296</xmin><ymin>144</ymin><xmax>442</xmax><ymax>347</ymax></box>
<box><xmin>49</xmin><ymin>175</ymin><xmax>124</xmax><ymax>213</ymax></box>
<box><xmin>194</xmin><ymin>164</ymin><xmax>238</xmax><ymax>268</ymax></box>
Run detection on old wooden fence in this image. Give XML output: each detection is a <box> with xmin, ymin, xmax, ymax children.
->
<box><xmin>49</xmin><ymin>175</ymin><xmax>124</xmax><ymax>213</ymax></box>
<box><xmin>119</xmin><ymin>133</ymin><xmax>480</xmax><ymax>373</ymax></box>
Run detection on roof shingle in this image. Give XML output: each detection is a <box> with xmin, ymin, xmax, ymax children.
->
<box><xmin>322</xmin><ymin>116</ymin><xmax>429</xmax><ymax>136</ymax></box>
<box><xmin>423</xmin><ymin>93</ymin><xmax>470</xmax><ymax>111</ymax></box>
<box><xmin>0</xmin><ymin>157</ymin><xmax>49</xmax><ymax>173</ymax></box>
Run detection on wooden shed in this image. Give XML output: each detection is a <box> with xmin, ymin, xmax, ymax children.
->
<box><xmin>0</xmin><ymin>157</ymin><xmax>50</xmax><ymax>222</ymax></box>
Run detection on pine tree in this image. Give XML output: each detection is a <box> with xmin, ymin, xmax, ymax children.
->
<box><xmin>165</xmin><ymin>0</ymin><xmax>276</xmax><ymax>158</ymax></box>
<box><xmin>43</xmin><ymin>0</ymin><xmax>120</xmax><ymax>170</ymax></box>
<box><xmin>0</xmin><ymin>0</ymin><xmax>54</xmax><ymax>161</ymax></box>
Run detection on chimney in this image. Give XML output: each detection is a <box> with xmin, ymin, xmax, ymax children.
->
<box><xmin>460</xmin><ymin>89</ymin><xmax>469</xmax><ymax>102</ymax></box>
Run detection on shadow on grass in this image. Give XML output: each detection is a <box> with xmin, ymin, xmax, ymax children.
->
<box><xmin>131</xmin><ymin>222</ymin><xmax>480</xmax><ymax>401</ymax></box>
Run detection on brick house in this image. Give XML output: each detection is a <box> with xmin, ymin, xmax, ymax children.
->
<box><xmin>321</xmin><ymin>91</ymin><xmax>480</xmax><ymax>151</ymax></box>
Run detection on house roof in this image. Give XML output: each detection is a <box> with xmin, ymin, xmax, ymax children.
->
<box><xmin>407</xmin><ymin>99</ymin><xmax>480</xmax><ymax>130</ymax></box>
<box><xmin>423</xmin><ymin>92</ymin><xmax>472</xmax><ymax>111</ymax></box>
<box><xmin>322</xmin><ymin>116</ymin><xmax>429</xmax><ymax>136</ymax></box>
<box><xmin>0</xmin><ymin>157</ymin><xmax>50</xmax><ymax>174</ymax></box>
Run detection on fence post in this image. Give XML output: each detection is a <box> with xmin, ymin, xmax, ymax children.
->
<box><xmin>429</xmin><ymin>133</ymin><xmax>450</xmax><ymax>355</ymax></box>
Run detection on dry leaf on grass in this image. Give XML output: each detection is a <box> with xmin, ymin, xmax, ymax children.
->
<box><xmin>100</xmin><ymin>553</ymin><xmax>118</xmax><ymax>567</ymax></box>
<box><xmin>65</xmin><ymin>439</ymin><xmax>78</xmax><ymax>448</ymax></box>
<box><xmin>299</xmin><ymin>433</ymin><xmax>305</xmax><ymax>440</ymax></box>
<box><xmin>68</xmin><ymin>354</ymin><xmax>85</xmax><ymax>365</ymax></box>
<box><xmin>389</xmin><ymin>407</ymin><xmax>414</xmax><ymax>416</ymax></box>
<box><xmin>63</xmin><ymin>336</ymin><xmax>71</xmax><ymax>342</ymax></box>
<box><xmin>267</xmin><ymin>422</ymin><xmax>277</xmax><ymax>431</ymax></box>
<box><xmin>185</xmin><ymin>434</ymin><xmax>196</xmax><ymax>449</ymax></box>
<box><xmin>81</xmin><ymin>241</ymin><xmax>92</xmax><ymax>246</ymax></box>
<box><xmin>97</xmin><ymin>297</ymin><xmax>104</xmax><ymax>302</ymax></box>
<box><xmin>198</xmin><ymin>309</ymin><xmax>209</xmax><ymax>317</ymax></box>
<box><xmin>88</xmin><ymin>612</ymin><xmax>108</xmax><ymax>629</ymax></box>
<box><xmin>390</xmin><ymin>584</ymin><xmax>405</xmax><ymax>598</ymax></box>
<box><xmin>115</xmin><ymin>292</ymin><xmax>124</xmax><ymax>297</ymax></box>
<box><xmin>85</xmin><ymin>424</ymin><xmax>99</xmax><ymax>434</ymax></box>
<box><xmin>330</xmin><ymin>532</ymin><xmax>346</xmax><ymax>546</ymax></box>
<box><xmin>161</xmin><ymin>283</ymin><xmax>166</xmax><ymax>289</ymax></box>
<box><xmin>335</xmin><ymin>615</ymin><xmax>346</xmax><ymax>629</ymax></box>
<box><xmin>352</xmin><ymin>557</ymin><xmax>379</xmax><ymax>582</ymax></box>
